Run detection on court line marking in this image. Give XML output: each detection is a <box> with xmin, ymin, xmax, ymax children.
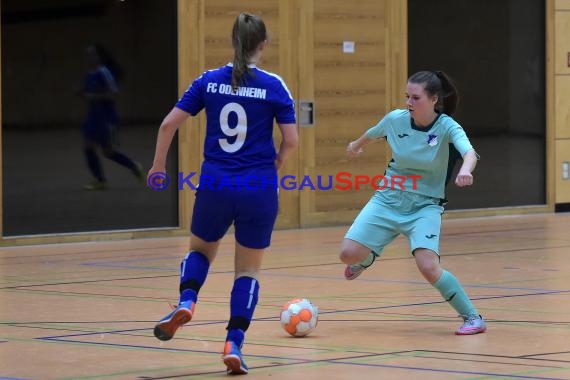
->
<box><xmin>30</xmin><ymin>335</ymin><xmax>570</xmax><ymax>380</ymax></box>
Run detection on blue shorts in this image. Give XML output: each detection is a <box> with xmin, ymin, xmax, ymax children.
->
<box><xmin>191</xmin><ymin>186</ymin><xmax>279</xmax><ymax>249</ymax></box>
<box><xmin>82</xmin><ymin>120</ymin><xmax>117</xmax><ymax>146</ymax></box>
<box><xmin>344</xmin><ymin>188</ymin><xmax>444</xmax><ymax>256</ymax></box>
<box><xmin>82</xmin><ymin>107</ymin><xmax>119</xmax><ymax>146</ymax></box>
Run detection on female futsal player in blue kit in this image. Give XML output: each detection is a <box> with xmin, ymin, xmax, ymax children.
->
<box><xmin>340</xmin><ymin>70</ymin><xmax>487</xmax><ymax>335</ymax></box>
<box><xmin>148</xmin><ymin>13</ymin><xmax>298</xmax><ymax>375</ymax></box>
<box><xmin>80</xmin><ymin>44</ymin><xmax>143</xmax><ymax>190</ymax></box>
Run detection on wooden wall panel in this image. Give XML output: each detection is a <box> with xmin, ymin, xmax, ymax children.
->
<box><xmin>555</xmin><ymin>75</ymin><xmax>570</xmax><ymax>139</ymax></box>
<box><xmin>314</xmin><ymin>0</ymin><xmax>386</xmax><ymax>180</ymax></box>
<box><xmin>312</xmin><ymin>0</ymin><xmax>389</xmax><ymax>215</ymax></box>
<box><xmin>554</xmin><ymin>0</ymin><xmax>570</xmax><ymax>205</ymax></box>
<box><xmin>200</xmin><ymin>0</ymin><xmax>299</xmax><ymax>229</ymax></box>
<box><xmin>203</xmin><ymin>1</ymin><xmax>280</xmax><ymax>72</ymax></box>
<box><xmin>555</xmin><ymin>0</ymin><xmax>570</xmax><ymax>10</ymax></box>
<box><xmin>385</xmin><ymin>0</ymin><xmax>408</xmax><ymax>111</ymax></box>
<box><xmin>177</xmin><ymin>0</ymin><xmax>202</xmax><ymax>232</ymax></box>
<box><xmin>275</xmin><ymin>0</ymin><xmax>301</xmax><ymax>228</ymax></box>
<box><xmin>296</xmin><ymin>0</ymin><xmax>406</xmax><ymax>227</ymax></box>
<box><xmin>555</xmin><ymin>140</ymin><xmax>570</xmax><ymax>203</ymax></box>
<box><xmin>547</xmin><ymin>0</ymin><xmax>556</xmax><ymax>208</ymax></box>
<box><xmin>554</xmin><ymin>11</ymin><xmax>570</xmax><ymax>74</ymax></box>
<box><xmin>0</xmin><ymin>8</ymin><xmax>3</xmax><ymax>239</ymax></box>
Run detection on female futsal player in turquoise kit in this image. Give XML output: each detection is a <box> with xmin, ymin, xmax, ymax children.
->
<box><xmin>340</xmin><ymin>70</ymin><xmax>486</xmax><ymax>335</ymax></box>
<box><xmin>148</xmin><ymin>13</ymin><xmax>298</xmax><ymax>375</ymax></box>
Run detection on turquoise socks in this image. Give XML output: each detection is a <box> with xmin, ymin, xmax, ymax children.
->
<box><xmin>433</xmin><ymin>270</ymin><xmax>478</xmax><ymax>316</ymax></box>
<box><xmin>360</xmin><ymin>251</ymin><xmax>379</xmax><ymax>267</ymax></box>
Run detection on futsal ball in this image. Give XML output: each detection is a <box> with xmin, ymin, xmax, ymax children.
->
<box><xmin>280</xmin><ymin>298</ymin><xmax>318</xmax><ymax>337</ymax></box>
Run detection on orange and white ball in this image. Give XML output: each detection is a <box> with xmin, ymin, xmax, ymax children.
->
<box><xmin>280</xmin><ymin>298</ymin><xmax>318</xmax><ymax>337</ymax></box>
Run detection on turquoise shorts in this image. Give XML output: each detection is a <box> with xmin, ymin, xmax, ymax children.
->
<box><xmin>344</xmin><ymin>188</ymin><xmax>444</xmax><ymax>256</ymax></box>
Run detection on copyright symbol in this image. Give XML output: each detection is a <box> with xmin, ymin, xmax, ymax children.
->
<box><xmin>148</xmin><ymin>172</ymin><xmax>170</xmax><ymax>191</ymax></box>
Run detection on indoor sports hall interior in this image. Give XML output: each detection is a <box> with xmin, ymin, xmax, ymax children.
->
<box><xmin>2</xmin><ymin>0</ymin><xmax>570</xmax><ymax>379</ymax></box>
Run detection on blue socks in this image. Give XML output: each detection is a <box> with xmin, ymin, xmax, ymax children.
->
<box><xmin>226</xmin><ymin>277</ymin><xmax>259</xmax><ymax>348</ymax></box>
<box><xmin>179</xmin><ymin>251</ymin><xmax>210</xmax><ymax>303</ymax></box>
<box><xmin>433</xmin><ymin>270</ymin><xmax>478</xmax><ymax>316</ymax></box>
<box><xmin>226</xmin><ymin>329</ymin><xmax>245</xmax><ymax>349</ymax></box>
<box><xmin>85</xmin><ymin>147</ymin><xmax>138</xmax><ymax>181</ymax></box>
<box><xmin>107</xmin><ymin>151</ymin><xmax>137</xmax><ymax>171</ymax></box>
<box><xmin>177</xmin><ymin>254</ymin><xmax>259</xmax><ymax>348</ymax></box>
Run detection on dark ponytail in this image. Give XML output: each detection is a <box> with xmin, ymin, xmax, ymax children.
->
<box><xmin>231</xmin><ymin>12</ymin><xmax>267</xmax><ymax>91</ymax></box>
<box><xmin>408</xmin><ymin>70</ymin><xmax>459</xmax><ymax>115</ymax></box>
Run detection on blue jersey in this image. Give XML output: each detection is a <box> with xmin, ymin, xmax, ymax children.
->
<box><xmin>176</xmin><ymin>64</ymin><xmax>296</xmax><ymax>185</ymax></box>
<box><xmin>83</xmin><ymin>66</ymin><xmax>119</xmax><ymax>130</ymax></box>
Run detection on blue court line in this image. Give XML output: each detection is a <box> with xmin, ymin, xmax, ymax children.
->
<box><xmin>33</xmin><ymin>288</ymin><xmax>568</xmax><ymax>342</ymax></box>
<box><xmin>0</xmin><ymin>377</ymin><xmax>32</xmax><ymax>380</ymax></box>
<box><xmin>36</xmin><ymin>337</ymin><xmax>313</xmax><ymax>364</ymax></box>
<box><xmin>328</xmin><ymin>360</ymin><xmax>566</xmax><ymax>380</ymax></box>
<box><xmin>75</xmin><ymin>260</ymin><xmax>568</xmax><ymax>293</ymax></box>
<box><xmin>261</xmin><ymin>271</ymin><xmax>566</xmax><ymax>293</ymax></box>
<box><xmin>80</xmin><ymin>263</ymin><xmax>175</xmax><ymax>271</ymax></box>
<box><xmin>32</xmin><ymin>336</ymin><xmax>566</xmax><ymax>380</ymax></box>
<box><xmin>76</xmin><ymin>248</ymin><xmax>568</xmax><ymax>293</ymax></box>
<box><xmin>0</xmin><ymin>274</ymin><xmax>177</xmax><ymax>290</ymax></box>
<box><xmin>149</xmin><ymin>352</ymin><xmax>567</xmax><ymax>380</ymax></box>
<box><xmin>519</xmin><ymin>351</ymin><xmax>570</xmax><ymax>359</ymax></box>
<box><xmin>264</xmin><ymin>290</ymin><xmax>564</xmax><ymax>317</ymax></box>
<box><xmin>31</xmin><ymin>291</ymin><xmax>568</xmax><ymax>340</ymax></box>
<box><xmin>96</xmin><ymin>256</ymin><xmax>181</xmax><ymax>263</ymax></box>
<box><xmin>35</xmin><ymin>328</ymin><xmax>151</xmax><ymax>340</ymax></box>
<box><xmin>0</xmin><ymin>242</ymin><xmax>189</xmax><ymax>260</ymax></box>
<box><xmin>37</xmin><ymin>337</ymin><xmax>227</xmax><ymax>354</ymax></box>
<box><xmin>35</xmin><ymin>320</ymin><xmax>227</xmax><ymax>340</ymax></box>
<box><xmin>77</xmin><ymin>254</ymin><xmax>186</xmax><ymax>271</ymax></box>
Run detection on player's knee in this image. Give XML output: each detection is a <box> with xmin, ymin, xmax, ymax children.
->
<box><xmin>339</xmin><ymin>239</ymin><xmax>369</xmax><ymax>264</ymax></box>
<box><xmin>421</xmin><ymin>266</ymin><xmax>440</xmax><ymax>284</ymax></box>
<box><xmin>339</xmin><ymin>249</ymin><xmax>351</xmax><ymax>264</ymax></box>
<box><xmin>416</xmin><ymin>256</ymin><xmax>441</xmax><ymax>283</ymax></box>
<box><xmin>339</xmin><ymin>247</ymin><xmax>364</xmax><ymax>265</ymax></box>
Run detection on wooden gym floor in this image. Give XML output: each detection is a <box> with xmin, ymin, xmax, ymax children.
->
<box><xmin>2</xmin><ymin>213</ymin><xmax>570</xmax><ymax>379</ymax></box>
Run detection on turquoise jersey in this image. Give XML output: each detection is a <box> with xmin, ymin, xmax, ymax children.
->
<box><xmin>365</xmin><ymin>109</ymin><xmax>476</xmax><ymax>200</ymax></box>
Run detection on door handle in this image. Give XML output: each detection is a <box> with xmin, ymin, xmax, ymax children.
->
<box><xmin>299</xmin><ymin>101</ymin><xmax>314</xmax><ymax>127</ymax></box>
